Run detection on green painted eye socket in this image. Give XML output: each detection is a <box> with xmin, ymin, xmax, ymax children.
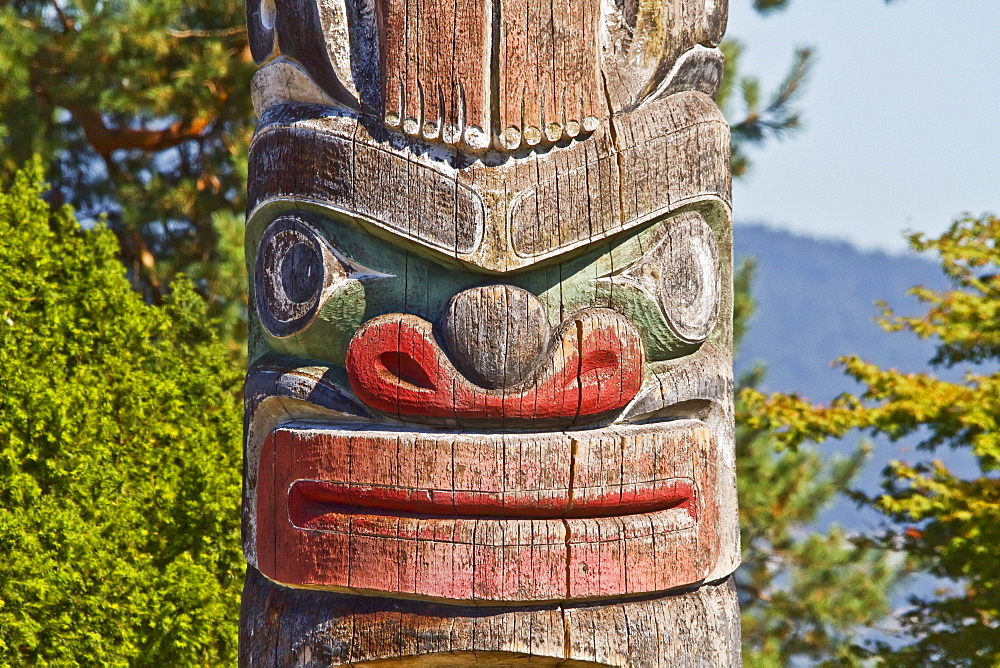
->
<box><xmin>252</xmin><ymin>215</ymin><xmax>381</xmax><ymax>364</ymax></box>
<box><xmin>579</xmin><ymin>211</ymin><xmax>722</xmax><ymax>360</ymax></box>
<box><xmin>652</xmin><ymin>212</ymin><xmax>721</xmax><ymax>343</ymax></box>
<box><xmin>254</xmin><ymin>216</ymin><xmax>336</xmax><ymax>339</ymax></box>
<box><xmin>249</xmin><ymin>205</ymin><xmax>726</xmax><ymax>368</ymax></box>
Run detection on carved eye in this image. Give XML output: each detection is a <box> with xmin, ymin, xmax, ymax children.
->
<box><xmin>656</xmin><ymin>212</ymin><xmax>721</xmax><ymax>344</ymax></box>
<box><xmin>254</xmin><ymin>216</ymin><xmax>338</xmax><ymax>339</ymax></box>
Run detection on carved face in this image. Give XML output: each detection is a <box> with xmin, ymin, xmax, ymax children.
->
<box><xmin>244</xmin><ymin>0</ymin><xmax>736</xmax><ymax>603</ymax></box>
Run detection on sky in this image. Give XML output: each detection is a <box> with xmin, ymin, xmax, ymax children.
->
<box><xmin>727</xmin><ymin>0</ymin><xmax>1000</xmax><ymax>252</ymax></box>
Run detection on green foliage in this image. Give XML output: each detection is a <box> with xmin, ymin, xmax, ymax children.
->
<box><xmin>744</xmin><ymin>215</ymin><xmax>1000</xmax><ymax>665</ymax></box>
<box><xmin>753</xmin><ymin>0</ymin><xmax>792</xmax><ymax>13</ymax></box>
<box><xmin>733</xmin><ymin>261</ymin><xmax>899</xmax><ymax>665</ymax></box>
<box><xmin>0</xmin><ymin>160</ymin><xmax>244</xmax><ymax>665</ymax></box>
<box><xmin>0</xmin><ymin>0</ymin><xmax>254</xmax><ymax>331</ymax></box>
<box><xmin>718</xmin><ymin>41</ymin><xmax>814</xmax><ymax>178</ymax></box>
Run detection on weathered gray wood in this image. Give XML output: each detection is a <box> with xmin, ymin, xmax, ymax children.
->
<box><xmin>442</xmin><ymin>285</ymin><xmax>550</xmax><ymax>389</ymax></box>
<box><xmin>241</xmin><ymin>567</ymin><xmax>741</xmax><ymax>666</ymax></box>
<box><xmin>247</xmin><ymin>92</ymin><xmax>730</xmax><ymax>273</ymax></box>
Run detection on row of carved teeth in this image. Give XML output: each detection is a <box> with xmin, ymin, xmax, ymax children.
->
<box><xmin>384</xmin><ymin>111</ymin><xmax>490</xmax><ymax>151</ymax></box>
<box><xmin>384</xmin><ymin>112</ymin><xmax>601</xmax><ymax>152</ymax></box>
<box><xmin>497</xmin><ymin>117</ymin><xmax>601</xmax><ymax>150</ymax></box>
<box><xmin>383</xmin><ymin>80</ymin><xmax>490</xmax><ymax>151</ymax></box>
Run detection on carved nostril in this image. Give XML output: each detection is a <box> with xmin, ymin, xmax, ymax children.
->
<box><xmin>378</xmin><ymin>352</ymin><xmax>436</xmax><ymax>391</ymax></box>
<box><xmin>442</xmin><ymin>285</ymin><xmax>550</xmax><ymax>390</ymax></box>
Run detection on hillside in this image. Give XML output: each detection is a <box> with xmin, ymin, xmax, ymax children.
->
<box><xmin>732</xmin><ymin>223</ymin><xmax>977</xmax><ymax>517</ymax></box>
<box><xmin>734</xmin><ymin>224</ymin><xmax>946</xmax><ymax>399</ymax></box>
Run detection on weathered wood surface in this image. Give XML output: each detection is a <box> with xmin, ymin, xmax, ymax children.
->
<box><xmin>246</xmin><ymin>92</ymin><xmax>731</xmax><ymax>272</ymax></box>
<box><xmin>246</xmin><ymin>0</ymin><xmax>728</xmax><ymax>147</ymax></box>
<box><xmin>254</xmin><ymin>421</ymin><xmax>718</xmax><ymax>600</ymax></box>
<box><xmin>242</xmin><ymin>0</ymin><xmax>739</xmax><ymax>663</ymax></box>
<box><xmin>442</xmin><ymin>285</ymin><xmax>550</xmax><ymax>389</ymax></box>
<box><xmin>241</xmin><ymin>567</ymin><xmax>741</xmax><ymax>666</ymax></box>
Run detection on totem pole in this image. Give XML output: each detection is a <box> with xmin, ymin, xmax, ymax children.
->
<box><xmin>241</xmin><ymin>0</ymin><xmax>739</xmax><ymax>663</ymax></box>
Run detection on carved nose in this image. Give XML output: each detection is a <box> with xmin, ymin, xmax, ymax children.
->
<box><xmin>442</xmin><ymin>285</ymin><xmax>550</xmax><ymax>389</ymax></box>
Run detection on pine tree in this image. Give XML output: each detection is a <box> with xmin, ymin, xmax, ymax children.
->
<box><xmin>744</xmin><ymin>215</ymin><xmax>1000</xmax><ymax>664</ymax></box>
<box><xmin>0</xmin><ymin>159</ymin><xmax>244</xmax><ymax>664</ymax></box>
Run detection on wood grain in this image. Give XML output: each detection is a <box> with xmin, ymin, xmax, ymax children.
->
<box><xmin>241</xmin><ymin>566</ymin><xmax>741</xmax><ymax>666</ymax></box>
<box><xmin>252</xmin><ymin>421</ymin><xmax>719</xmax><ymax>602</ymax></box>
<box><xmin>344</xmin><ymin>309</ymin><xmax>644</xmax><ymax>425</ymax></box>
<box><xmin>248</xmin><ymin>92</ymin><xmax>730</xmax><ymax>273</ymax></box>
<box><xmin>495</xmin><ymin>0</ymin><xmax>601</xmax><ymax>149</ymax></box>
<box><xmin>243</xmin><ymin>0</ymin><xmax>738</xmax><ymax>661</ymax></box>
<box><xmin>377</xmin><ymin>0</ymin><xmax>490</xmax><ymax>149</ymax></box>
<box><xmin>442</xmin><ymin>285</ymin><xmax>551</xmax><ymax>389</ymax></box>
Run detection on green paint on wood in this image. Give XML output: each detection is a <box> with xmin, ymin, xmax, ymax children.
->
<box><xmin>246</xmin><ymin>202</ymin><xmax>724</xmax><ymax>368</ymax></box>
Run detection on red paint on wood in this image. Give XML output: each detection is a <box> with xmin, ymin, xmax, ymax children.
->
<box><xmin>253</xmin><ymin>422</ymin><xmax>718</xmax><ymax>602</ymax></box>
<box><xmin>345</xmin><ymin>309</ymin><xmax>643</xmax><ymax>423</ymax></box>
<box><xmin>377</xmin><ymin>0</ymin><xmax>489</xmax><ymax>147</ymax></box>
<box><xmin>287</xmin><ymin>478</ymin><xmax>693</xmax><ymax>521</ymax></box>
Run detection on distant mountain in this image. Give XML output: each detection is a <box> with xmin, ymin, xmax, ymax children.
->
<box><xmin>732</xmin><ymin>223</ymin><xmax>978</xmax><ymax>519</ymax></box>
<box><xmin>734</xmin><ymin>224</ymin><xmax>946</xmax><ymax>400</ymax></box>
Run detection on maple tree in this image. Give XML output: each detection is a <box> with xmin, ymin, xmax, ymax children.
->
<box><xmin>732</xmin><ymin>261</ymin><xmax>898</xmax><ymax>665</ymax></box>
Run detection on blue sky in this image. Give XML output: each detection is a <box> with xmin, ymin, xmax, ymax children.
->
<box><xmin>728</xmin><ymin>0</ymin><xmax>1000</xmax><ymax>252</ymax></box>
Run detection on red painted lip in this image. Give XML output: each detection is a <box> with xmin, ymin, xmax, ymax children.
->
<box><xmin>254</xmin><ymin>421</ymin><xmax>720</xmax><ymax>601</ymax></box>
<box><xmin>288</xmin><ymin>478</ymin><xmax>695</xmax><ymax>526</ymax></box>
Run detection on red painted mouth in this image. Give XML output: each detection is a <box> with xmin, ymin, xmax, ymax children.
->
<box><xmin>288</xmin><ymin>478</ymin><xmax>695</xmax><ymax>526</ymax></box>
<box><xmin>344</xmin><ymin>309</ymin><xmax>644</xmax><ymax>423</ymax></box>
<box><xmin>254</xmin><ymin>422</ymin><xmax>719</xmax><ymax>602</ymax></box>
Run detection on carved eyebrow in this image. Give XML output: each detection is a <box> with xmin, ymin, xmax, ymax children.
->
<box><xmin>325</xmin><ymin>243</ymin><xmax>395</xmax><ymax>282</ymax></box>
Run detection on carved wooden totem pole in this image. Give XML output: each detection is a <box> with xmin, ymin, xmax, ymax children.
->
<box><xmin>241</xmin><ymin>0</ymin><xmax>739</xmax><ymax>663</ymax></box>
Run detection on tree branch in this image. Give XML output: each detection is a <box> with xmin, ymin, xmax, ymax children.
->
<box><xmin>65</xmin><ymin>106</ymin><xmax>214</xmax><ymax>156</ymax></box>
<box><xmin>167</xmin><ymin>26</ymin><xmax>246</xmax><ymax>39</ymax></box>
<box><xmin>50</xmin><ymin>0</ymin><xmax>75</xmax><ymax>32</ymax></box>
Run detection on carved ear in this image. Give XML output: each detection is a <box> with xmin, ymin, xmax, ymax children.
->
<box><xmin>601</xmin><ymin>0</ymin><xmax>729</xmax><ymax>111</ymax></box>
<box><xmin>246</xmin><ymin>0</ymin><xmax>373</xmax><ymax>112</ymax></box>
<box><xmin>246</xmin><ymin>0</ymin><xmax>277</xmax><ymax>64</ymax></box>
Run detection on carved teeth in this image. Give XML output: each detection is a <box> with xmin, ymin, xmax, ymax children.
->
<box><xmin>441</xmin><ymin>124</ymin><xmax>460</xmax><ymax>145</ymax></box>
<box><xmin>582</xmin><ymin>116</ymin><xmax>600</xmax><ymax>133</ymax></box>
<box><xmin>402</xmin><ymin>117</ymin><xmax>420</xmax><ymax>136</ymax></box>
<box><xmin>565</xmin><ymin>120</ymin><xmax>580</xmax><ymax>137</ymax></box>
<box><xmin>523</xmin><ymin>126</ymin><xmax>542</xmax><ymax>146</ymax></box>
<box><xmin>384</xmin><ymin>111</ymin><xmax>401</xmax><ymax>127</ymax></box>
<box><xmin>499</xmin><ymin>126</ymin><xmax>522</xmax><ymax>150</ymax></box>
<box><xmin>422</xmin><ymin>120</ymin><xmax>440</xmax><ymax>140</ymax></box>
<box><xmin>545</xmin><ymin>122</ymin><xmax>563</xmax><ymax>143</ymax></box>
<box><xmin>464</xmin><ymin>126</ymin><xmax>489</xmax><ymax>151</ymax></box>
